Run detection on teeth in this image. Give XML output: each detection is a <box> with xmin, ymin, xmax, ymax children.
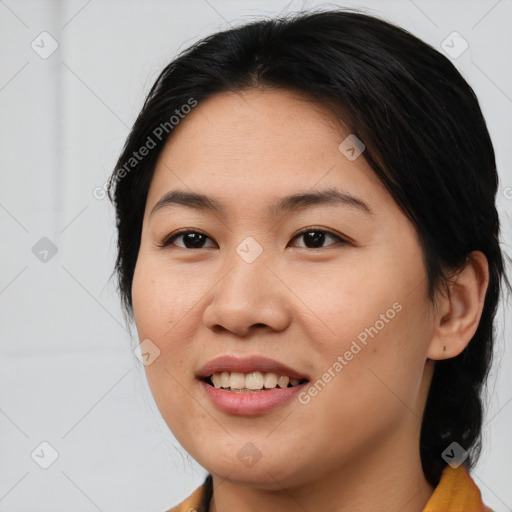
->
<box><xmin>211</xmin><ymin>373</ymin><xmax>222</xmax><ymax>388</ymax></box>
<box><xmin>208</xmin><ymin>371</ymin><xmax>304</xmax><ymax>390</ymax></box>
<box><xmin>229</xmin><ymin>372</ymin><xmax>245</xmax><ymax>390</ymax></box>
<box><xmin>220</xmin><ymin>371</ymin><xmax>230</xmax><ymax>388</ymax></box>
<box><xmin>277</xmin><ymin>376</ymin><xmax>289</xmax><ymax>388</ymax></box>
<box><xmin>263</xmin><ymin>372</ymin><xmax>278</xmax><ymax>388</ymax></box>
<box><xmin>245</xmin><ymin>372</ymin><xmax>264</xmax><ymax>390</ymax></box>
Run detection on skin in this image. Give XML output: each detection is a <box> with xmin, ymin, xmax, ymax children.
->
<box><xmin>131</xmin><ymin>88</ymin><xmax>489</xmax><ymax>512</ymax></box>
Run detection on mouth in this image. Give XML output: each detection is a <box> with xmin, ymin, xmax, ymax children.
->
<box><xmin>201</xmin><ymin>371</ymin><xmax>309</xmax><ymax>392</ymax></box>
<box><xmin>196</xmin><ymin>355</ymin><xmax>310</xmax><ymax>414</ymax></box>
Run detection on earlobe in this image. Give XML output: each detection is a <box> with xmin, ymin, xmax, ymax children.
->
<box><xmin>427</xmin><ymin>251</ymin><xmax>489</xmax><ymax>361</ymax></box>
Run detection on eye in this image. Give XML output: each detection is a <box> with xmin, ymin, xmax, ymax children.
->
<box><xmin>159</xmin><ymin>229</ymin><xmax>216</xmax><ymax>249</ymax></box>
<box><xmin>159</xmin><ymin>227</ymin><xmax>349</xmax><ymax>250</ymax></box>
<box><xmin>289</xmin><ymin>228</ymin><xmax>348</xmax><ymax>249</ymax></box>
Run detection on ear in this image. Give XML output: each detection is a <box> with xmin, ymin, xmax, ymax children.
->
<box><xmin>427</xmin><ymin>251</ymin><xmax>490</xmax><ymax>360</ymax></box>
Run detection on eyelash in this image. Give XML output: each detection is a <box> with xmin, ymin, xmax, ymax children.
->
<box><xmin>158</xmin><ymin>227</ymin><xmax>349</xmax><ymax>250</ymax></box>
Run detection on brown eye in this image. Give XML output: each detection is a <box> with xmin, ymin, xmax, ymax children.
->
<box><xmin>159</xmin><ymin>228</ymin><xmax>348</xmax><ymax>250</ymax></box>
<box><xmin>160</xmin><ymin>230</ymin><xmax>216</xmax><ymax>249</ymax></box>
<box><xmin>290</xmin><ymin>228</ymin><xmax>348</xmax><ymax>249</ymax></box>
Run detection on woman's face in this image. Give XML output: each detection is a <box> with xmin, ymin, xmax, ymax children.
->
<box><xmin>131</xmin><ymin>88</ymin><xmax>437</xmax><ymax>487</ymax></box>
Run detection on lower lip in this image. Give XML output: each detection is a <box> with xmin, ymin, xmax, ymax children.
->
<box><xmin>199</xmin><ymin>380</ymin><xmax>307</xmax><ymax>415</ymax></box>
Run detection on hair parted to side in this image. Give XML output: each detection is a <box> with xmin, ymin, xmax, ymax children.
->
<box><xmin>106</xmin><ymin>8</ymin><xmax>511</xmax><ymax>488</ymax></box>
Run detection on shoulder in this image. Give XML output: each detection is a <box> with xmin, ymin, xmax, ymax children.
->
<box><xmin>165</xmin><ymin>475</ymin><xmax>213</xmax><ymax>512</ymax></box>
<box><xmin>422</xmin><ymin>464</ymin><xmax>493</xmax><ymax>512</ymax></box>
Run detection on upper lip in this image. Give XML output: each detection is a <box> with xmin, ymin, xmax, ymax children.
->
<box><xmin>197</xmin><ymin>355</ymin><xmax>309</xmax><ymax>381</ymax></box>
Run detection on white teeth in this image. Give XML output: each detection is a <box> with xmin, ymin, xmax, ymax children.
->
<box><xmin>229</xmin><ymin>372</ymin><xmax>245</xmax><ymax>389</ymax></box>
<box><xmin>277</xmin><ymin>376</ymin><xmax>289</xmax><ymax>388</ymax></box>
<box><xmin>263</xmin><ymin>372</ymin><xmax>278</xmax><ymax>388</ymax></box>
<box><xmin>208</xmin><ymin>371</ymin><xmax>304</xmax><ymax>390</ymax></box>
<box><xmin>220</xmin><ymin>371</ymin><xmax>230</xmax><ymax>388</ymax></box>
<box><xmin>211</xmin><ymin>373</ymin><xmax>222</xmax><ymax>388</ymax></box>
<box><xmin>245</xmin><ymin>372</ymin><xmax>264</xmax><ymax>390</ymax></box>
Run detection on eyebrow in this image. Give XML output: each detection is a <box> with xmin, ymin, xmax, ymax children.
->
<box><xmin>149</xmin><ymin>187</ymin><xmax>374</xmax><ymax>218</ymax></box>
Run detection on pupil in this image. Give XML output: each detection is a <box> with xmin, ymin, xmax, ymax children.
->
<box><xmin>304</xmin><ymin>231</ymin><xmax>324</xmax><ymax>248</ymax></box>
<box><xmin>181</xmin><ymin>231</ymin><xmax>326</xmax><ymax>249</ymax></box>
<box><xmin>184</xmin><ymin>233</ymin><xmax>206</xmax><ymax>248</ymax></box>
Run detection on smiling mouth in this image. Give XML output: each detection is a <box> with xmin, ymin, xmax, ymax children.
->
<box><xmin>202</xmin><ymin>371</ymin><xmax>309</xmax><ymax>392</ymax></box>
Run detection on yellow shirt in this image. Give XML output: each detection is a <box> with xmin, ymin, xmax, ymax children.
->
<box><xmin>166</xmin><ymin>464</ymin><xmax>493</xmax><ymax>512</ymax></box>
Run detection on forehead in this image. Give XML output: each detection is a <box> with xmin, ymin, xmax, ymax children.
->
<box><xmin>146</xmin><ymin>88</ymin><xmax>393</xmax><ymax>216</ymax></box>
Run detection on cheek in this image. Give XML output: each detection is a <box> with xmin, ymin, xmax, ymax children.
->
<box><xmin>132</xmin><ymin>260</ymin><xmax>198</xmax><ymax>364</ymax></box>
<box><xmin>132</xmin><ymin>254</ymin><xmax>209</xmax><ymax>423</ymax></box>
<box><xmin>132</xmin><ymin>253</ymin><xmax>204</xmax><ymax>340</ymax></box>
<box><xmin>287</xmin><ymin>261</ymin><xmax>429</xmax><ymax>425</ymax></box>
<box><xmin>282</xmin><ymin>256</ymin><xmax>402</xmax><ymax>357</ymax></box>
<box><xmin>309</xmin><ymin>307</ymin><xmax>428</xmax><ymax>428</ymax></box>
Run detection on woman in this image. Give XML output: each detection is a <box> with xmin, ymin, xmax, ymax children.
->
<box><xmin>107</xmin><ymin>8</ymin><xmax>509</xmax><ymax>512</ymax></box>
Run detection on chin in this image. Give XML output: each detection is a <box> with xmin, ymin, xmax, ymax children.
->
<box><xmin>192</xmin><ymin>445</ymin><xmax>313</xmax><ymax>490</ymax></box>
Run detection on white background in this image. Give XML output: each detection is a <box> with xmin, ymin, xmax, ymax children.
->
<box><xmin>0</xmin><ymin>0</ymin><xmax>511</xmax><ymax>510</ymax></box>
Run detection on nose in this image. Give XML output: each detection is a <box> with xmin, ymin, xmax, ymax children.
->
<box><xmin>202</xmin><ymin>253</ymin><xmax>292</xmax><ymax>338</ymax></box>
